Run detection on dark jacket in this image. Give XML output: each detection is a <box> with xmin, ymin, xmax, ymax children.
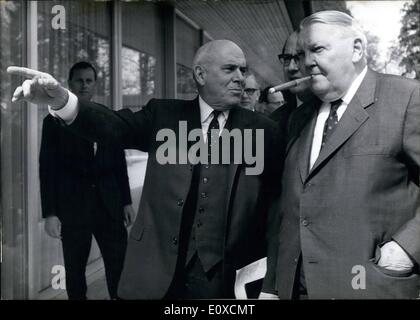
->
<box><xmin>66</xmin><ymin>97</ymin><xmax>282</xmax><ymax>298</ymax></box>
<box><xmin>264</xmin><ymin>70</ymin><xmax>420</xmax><ymax>299</ymax></box>
<box><xmin>39</xmin><ymin>103</ymin><xmax>132</xmax><ymax>226</ymax></box>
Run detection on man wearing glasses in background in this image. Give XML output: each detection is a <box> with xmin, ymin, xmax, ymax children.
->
<box><xmin>270</xmin><ymin>31</ymin><xmax>316</xmax><ymax>125</ymax></box>
<box><xmin>240</xmin><ymin>73</ymin><xmax>260</xmax><ymax>112</ymax></box>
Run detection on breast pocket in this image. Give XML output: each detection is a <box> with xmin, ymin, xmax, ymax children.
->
<box><xmin>343</xmin><ymin>145</ymin><xmax>394</xmax><ymax>158</ymax></box>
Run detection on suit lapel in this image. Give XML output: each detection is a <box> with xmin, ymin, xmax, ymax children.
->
<box><xmin>224</xmin><ymin>107</ymin><xmax>252</xmax><ymax>213</ymax></box>
<box><xmin>285</xmin><ymin>99</ymin><xmax>320</xmax><ymax>183</ymax></box>
<box><xmin>297</xmin><ymin>109</ymin><xmax>318</xmax><ymax>183</ymax></box>
<box><xmin>307</xmin><ymin>69</ymin><xmax>377</xmax><ymax>180</ymax></box>
<box><xmin>183</xmin><ymin>98</ymin><xmax>202</xmax><ymax>142</ymax></box>
<box><xmin>285</xmin><ymin>98</ymin><xmax>321</xmax><ymax>154</ymax></box>
<box><xmin>179</xmin><ymin>98</ymin><xmax>202</xmax><ymax>164</ymax></box>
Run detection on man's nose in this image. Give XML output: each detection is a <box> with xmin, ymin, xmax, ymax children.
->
<box><xmin>287</xmin><ymin>59</ymin><xmax>300</xmax><ymax>72</ymax></box>
<box><xmin>304</xmin><ymin>51</ymin><xmax>315</xmax><ymax>68</ymax></box>
<box><xmin>233</xmin><ymin>69</ymin><xmax>245</xmax><ymax>83</ymax></box>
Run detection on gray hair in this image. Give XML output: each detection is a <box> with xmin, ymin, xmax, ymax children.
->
<box><xmin>300</xmin><ymin>10</ymin><xmax>367</xmax><ymax>57</ymax></box>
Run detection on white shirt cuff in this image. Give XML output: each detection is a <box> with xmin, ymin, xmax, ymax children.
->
<box><xmin>48</xmin><ymin>90</ymin><xmax>79</xmax><ymax>125</ymax></box>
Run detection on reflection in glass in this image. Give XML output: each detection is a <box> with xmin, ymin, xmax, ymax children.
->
<box><xmin>37</xmin><ymin>1</ymin><xmax>111</xmax><ymax>108</ymax></box>
<box><xmin>122</xmin><ymin>46</ymin><xmax>156</xmax><ymax>109</ymax></box>
<box><xmin>177</xmin><ymin>64</ymin><xmax>197</xmax><ymax>100</ymax></box>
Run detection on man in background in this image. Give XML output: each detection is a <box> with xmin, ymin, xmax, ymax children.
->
<box><xmin>39</xmin><ymin>61</ymin><xmax>134</xmax><ymax>299</ymax></box>
<box><xmin>240</xmin><ymin>73</ymin><xmax>260</xmax><ymax>112</ymax></box>
<box><xmin>270</xmin><ymin>31</ymin><xmax>315</xmax><ymax>127</ymax></box>
<box><xmin>258</xmin><ymin>88</ymin><xmax>285</xmax><ymax>116</ymax></box>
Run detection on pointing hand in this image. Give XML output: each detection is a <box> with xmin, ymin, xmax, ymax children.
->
<box><xmin>7</xmin><ymin>66</ymin><xmax>69</xmax><ymax>109</ymax></box>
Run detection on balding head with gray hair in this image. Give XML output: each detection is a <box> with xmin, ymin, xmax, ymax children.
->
<box><xmin>297</xmin><ymin>10</ymin><xmax>368</xmax><ymax>102</ymax></box>
<box><xmin>299</xmin><ymin>10</ymin><xmax>367</xmax><ymax>63</ymax></box>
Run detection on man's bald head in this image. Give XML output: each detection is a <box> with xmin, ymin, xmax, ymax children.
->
<box><xmin>193</xmin><ymin>40</ymin><xmax>243</xmax><ymax>70</ymax></box>
<box><xmin>192</xmin><ymin>40</ymin><xmax>247</xmax><ymax>111</ymax></box>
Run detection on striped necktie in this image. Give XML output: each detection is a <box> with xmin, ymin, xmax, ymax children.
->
<box><xmin>321</xmin><ymin>99</ymin><xmax>342</xmax><ymax>149</ymax></box>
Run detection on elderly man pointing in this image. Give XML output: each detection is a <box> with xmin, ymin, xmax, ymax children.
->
<box><xmin>8</xmin><ymin>39</ymin><xmax>280</xmax><ymax>299</ymax></box>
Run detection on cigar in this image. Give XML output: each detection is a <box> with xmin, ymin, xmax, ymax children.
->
<box><xmin>269</xmin><ymin>75</ymin><xmax>312</xmax><ymax>93</ymax></box>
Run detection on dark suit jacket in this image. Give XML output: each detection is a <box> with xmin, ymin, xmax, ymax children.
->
<box><xmin>65</xmin><ymin>97</ymin><xmax>281</xmax><ymax>299</ymax></box>
<box><xmin>269</xmin><ymin>92</ymin><xmax>298</xmax><ymax>178</ymax></box>
<box><xmin>264</xmin><ymin>69</ymin><xmax>420</xmax><ymax>299</ymax></box>
<box><xmin>39</xmin><ymin>104</ymin><xmax>132</xmax><ymax>226</ymax></box>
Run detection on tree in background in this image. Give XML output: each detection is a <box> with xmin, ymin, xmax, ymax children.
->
<box><xmin>365</xmin><ymin>30</ymin><xmax>386</xmax><ymax>73</ymax></box>
<box><xmin>392</xmin><ymin>0</ymin><xmax>419</xmax><ymax>79</ymax></box>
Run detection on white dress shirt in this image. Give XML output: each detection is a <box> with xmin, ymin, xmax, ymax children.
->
<box><xmin>309</xmin><ymin>66</ymin><xmax>368</xmax><ymax>169</ymax></box>
<box><xmin>199</xmin><ymin>96</ymin><xmax>229</xmax><ymax>143</ymax></box>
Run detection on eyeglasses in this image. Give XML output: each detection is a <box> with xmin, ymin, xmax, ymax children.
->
<box><xmin>243</xmin><ymin>88</ymin><xmax>259</xmax><ymax>96</ymax></box>
<box><xmin>278</xmin><ymin>53</ymin><xmax>301</xmax><ymax>66</ymax></box>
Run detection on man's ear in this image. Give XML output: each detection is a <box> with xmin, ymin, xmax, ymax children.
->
<box><xmin>193</xmin><ymin>65</ymin><xmax>206</xmax><ymax>86</ymax></box>
<box><xmin>352</xmin><ymin>38</ymin><xmax>364</xmax><ymax>63</ymax></box>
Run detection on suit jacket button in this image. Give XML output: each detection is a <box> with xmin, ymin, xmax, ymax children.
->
<box><xmin>302</xmin><ymin>219</ymin><xmax>309</xmax><ymax>227</ymax></box>
<box><xmin>201</xmin><ymin>192</ymin><xmax>207</xmax><ymax>198</ymax></box>
<box><xmin>203</xmin><ymin>177</ymin><xmax>209</xmax><ymax>184</ymax></box>
<box><xmin>199</xmin><ymin>207</ymin><xmax>205</xmax><ymax>213</ymax></box>
<box><xmin>177</xmin><ymin>199</ymin><xmax>184</xmax><ymax>206</ymax></box>
<box><xmin>172</xmin><ymin>237</ymin><xmax>178</xmax><ymax>245</ymax></box>
<box><xmin>197</xmin><ymin>221</ymin><xmax>202</xmax><ymax>228</ymax></box>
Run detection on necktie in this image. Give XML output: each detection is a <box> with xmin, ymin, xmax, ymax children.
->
<box><xmin>207</xmin><ymin>110</ymin><xmax>221</xmax><ymax>162</ymax></box>
<box><xmin>321</xmin><ymin>99</ymin><xmax>342</xmax><ymax>149</ymax></box>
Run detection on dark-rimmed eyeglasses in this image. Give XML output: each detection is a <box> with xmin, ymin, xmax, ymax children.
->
<box><xmin>278</xmin><ymin>54</ymin><xmax>301</xmax><ymax>66</ymax></box>
<box><xmin>243</xmin><ymin>88</ymin><xmax>259</xmax><ymax>95</ymax></box>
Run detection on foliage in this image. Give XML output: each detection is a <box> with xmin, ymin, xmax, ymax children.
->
<box><xmin>392</xmin><ymin>0</ymin><xmax>420</xmax><ymax>79</ymax></box>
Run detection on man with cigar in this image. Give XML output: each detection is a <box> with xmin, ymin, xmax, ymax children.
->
<box><xmin>8</xmin><ymin>39</ymin><xmax>280</xmax><ymax>299</ymax></box>
<box><xmin>262</xmin><ymin>10</ymin><xmax>420</xmax><ymax>299</ymax></box>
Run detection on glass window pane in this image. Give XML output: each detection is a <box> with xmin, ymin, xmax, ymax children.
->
<box><xmin>0</xmin><ymin>0</ymin><xmax>26</xmax><ymax>299</ymax></box>
<box><xmin>37</xmin><ymin>0</ymin><xmax>112</xmax><ymax>110</ymax></box>
<box><xmin>176</xmin><ymin>16</ymin><xmax>199</xmax><ymax>100</ymax></box>
<box><xmin>36</xmin><ymin>0</ymin><xmax>113</xmax><ymax>293</ymax></box>
<box><xmin>121</xmin><ymin>1</ymin><xmax>164</xmax><ymax>109</ymax></box>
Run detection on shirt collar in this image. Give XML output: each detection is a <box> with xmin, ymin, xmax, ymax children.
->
<box><xmin>199</xmin><ymin>96</ymin><xmax>230</xmax><ymax>123</ymax></box>
<box><xmin>341</xmin><ymin>66</ymin><xmax>368</xmax><ymax>105</ymax></box>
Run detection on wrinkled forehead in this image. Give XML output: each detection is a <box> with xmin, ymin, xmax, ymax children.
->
<box><xmin>209</xmin><ymin>43</ymin><xmax>246</xmax><ymax>66</ymax></box>
<box><xmin>298</xmin><ymin>22</ymin><xmax>348</xmax><ymax>45</ymax></box>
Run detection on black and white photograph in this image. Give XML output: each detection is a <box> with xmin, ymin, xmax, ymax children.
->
<box><xmin>0</xmin><ymin>0</ymin><xmax>419</xmax><ymax>308</ymax></box>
